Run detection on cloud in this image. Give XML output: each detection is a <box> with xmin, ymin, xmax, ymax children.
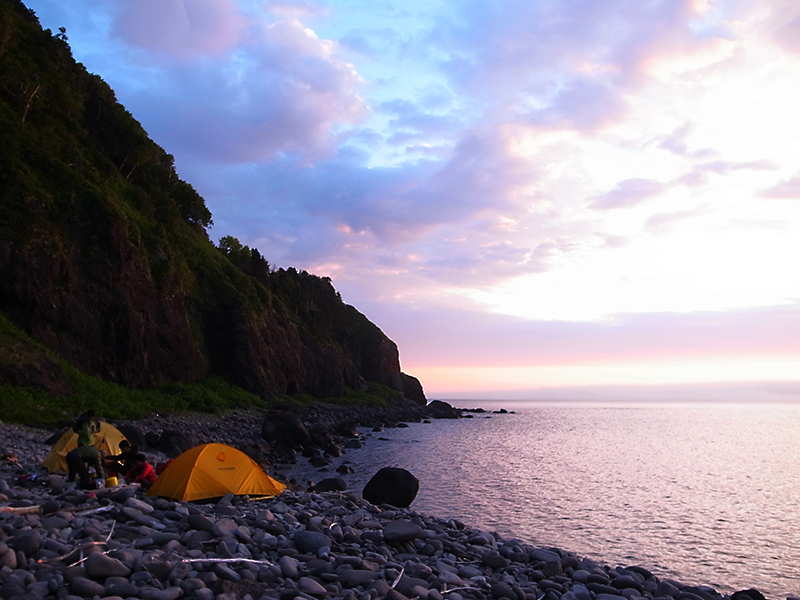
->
<box><xmin>699</xmin><ymin>159</ymin><xmax>780</xmax><ymax>174</ymax></box>
<box><xmin>110</xmin><ymin>0</ymin><xmax>245</xmax><ymax>60</ymax></box>
<box><xmin>658</xmin><ymin>122</ymin><xmax>715</xmax><ymax>157</ymax></box>
<box><xmin>589</xmin><ymin>178</ymin><xmax>665</xmax><ymax>210</ymax></box>
<box><xmin>432</xmin><ymin>0</ymin><xmax>713</xmax><ymax>130</ymax></box>
<box><xmin>645</xmin><ymin>208</ymin><xmax>707</xmax><ymax>233</ymax></box>
<box><xmin>264</xmin><ymin>0</ymin><xmax>330</xmax><ymax>19</ymax></box>
<box><xmin>761</xmin><ymin>174</ymin><xmax>800</xmax><ymax>199</ymax></box>
<box><xmin>120</xmin><ymin>17</ymin><xmax>368</xmax><ymax>163</ymax></box>
<box><xmin>369</xmin><ymin>302</ymin><xmax>800</xmax><ymax>369</ymax></box>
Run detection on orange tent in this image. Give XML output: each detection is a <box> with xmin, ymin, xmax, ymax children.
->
<box><xmin>147</xmin><ymin>443</ymin><xmax>285</xmax><ymax>502</ymax></box>
<box><xmin>41</xmin><ymin>421</ymin><xmax>126</xmax><ymax>474</ymax></box>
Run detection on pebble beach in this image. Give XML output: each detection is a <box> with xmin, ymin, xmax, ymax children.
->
<box><xmin>0</xmin><ymin>416</ymin><xmax>793</xmax><ymax>600</ymax></box>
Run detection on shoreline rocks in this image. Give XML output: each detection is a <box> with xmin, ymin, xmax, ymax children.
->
<box><xmin>0</xmin><ymin>479</ymin><xmax>780</xmax><ymax>600</ymax></box>
<box><xmin>0</xmin><ymin>411</ymin><xmax>786</xmax><ymax>600</ymax></box>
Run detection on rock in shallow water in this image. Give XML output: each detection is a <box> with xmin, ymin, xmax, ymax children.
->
<box><xmin>362</xmin><ymin>466</ymin><xmax>419</xmax><ymax>508</ymax></box>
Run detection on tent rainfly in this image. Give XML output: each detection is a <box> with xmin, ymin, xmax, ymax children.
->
<box><xmin>147</xmin><ymin>443</ymin><xmax>286</xmax><ymax>502</ymax></box>
<box><xmin>41</xmin><ymin>421</ymin><xmax>127</xmax><ymax>473</ymax></box>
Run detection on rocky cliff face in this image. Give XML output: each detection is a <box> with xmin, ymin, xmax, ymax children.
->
<box><xmin>0</xmin><ymin>0</ymin><xmax>425</xmax><ymax>404</ymax></box>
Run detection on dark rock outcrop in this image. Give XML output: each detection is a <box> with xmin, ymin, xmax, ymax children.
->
<box><xmin>0</xmin><ymin>3</ymin><xmax>425</xmax><ymax>405</ymax></box>
<box><xmin>426</xmin><ymin>400</ymin><xmax>462</xmax><ymax>419</ymax></box>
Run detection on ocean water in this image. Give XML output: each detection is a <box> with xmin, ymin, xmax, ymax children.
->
<box><xmin>288</xmin><ymin>402</ymin><xmax>800</xmax><ymax>599</ymax></box>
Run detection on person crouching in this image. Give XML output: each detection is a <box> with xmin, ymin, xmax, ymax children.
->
<box><xmin>125</xmin><ymin>453</ymin><xmax>157</xmax><ymax>489</ymax></box>
<box><xmin>66</xmin><ymin>445</ymin><xmax>104</xmax><ymax>490</ymax></box>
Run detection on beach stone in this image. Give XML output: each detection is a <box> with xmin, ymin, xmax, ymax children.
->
<box><xmin>312</xmin><ymin>478</ymin><xmax>347</xmax><ymax>492</ymax></box>
<box><xmin>187</xmin><ymin>514</ymin><xmax>214</xmax><ymax>532</ymax></box>
<box><xmin>40</xmin><ymin>515</ymin><xmax>69</xmax><ymax>531</ymax></box>
<box><xmin>338</xmin><ymin>569</ymin><xmax>381</xmax><ymax>588</ymax></box>
<box><xmin>107</xmin><ymin>581</ymin><xmax>140</xmax><ymax>597</ymax></box>
<box><xmin>483</xmin><ymin>550</ymin><xmax>511</xmax><ymax>569</ymax></box>
<box><xmin>299</xmin><ymin>576</ymin><xmax>329</xmax><ymax>595</ymax></box>
<box><xmin>612</xmin><ymin>576</ymin><xmax>644</xmax><ymax>592</ymax></box>
<box><xmin>212</xmin><ymin>518</ymin><xmax>238</xmax><ymax>537</ymax></box>
<box><xmin>0</xmin><ymin>582</ymin><xmax>25</xmax><ymax>598</ymax></box>
<box><xmin>70</xmin><ymin>576</ymin><xmax>105</xmax><ymax>597</ymax></box>
<box><xmin>214</xmin><ymin>564</ymin><xmax>241</xmax><ymax>582</ymax></box>
<box><xmin>590</xmin><ymin>584</ymin><xmax>622</xmax><ymax>596</ymax></box>
<box><xmin>437</xmin><ymin>571</ymin><xmax>464</xmax><ymax>587</ymax></box>
<box><xmin>384</xmin><ymin>520</ymin><xmax>423</xmax><ymax>543</ymax></box>
<box><xmin>125</xmin><ymin>497</ymin><xmax>155</xmax><ymax>514</ymax></box>
<box><xmin>388</xmin><ymin>588</ymin><xmax>411</xmax><ymax>600</ymax></box>
<box><xmin>572</xmin><ymin>570</ymin><xmax>591</xmax><ymax>583</ymax></box>
<box><xmin>293</xmin><ymin>531</ymin><xmax>333</xmax><ymax>554</ymax></box>
<box><xmin>572</xmin><ymin>584</ymin><xmax>592</xmax><ymax>600</ymax></box>
<box><xmin>279</xmin><ymin>555</ymin><xmax>300</xmax><ymax>579</ymax></box>
<box><xmin>193</xmin><ymin>588</ymin><xmax>215</xmax><ymax>600</ymax></box>
<box><xmin>732</xmin><ymin>591</ymin><xmax>767</xmax><ymax>600</ymax></box>
<box><xmin>140</xmin><ymin>585</ymin><xmax>185</xmax><ymax>600</ymax></box>
<box><xmin>0</xmin><ymin>545</ymin><xmax>17</xmax><ymax>569</ymax></box>
<box><xmin>531</xmin><ymin>549</ymin><xmax>561</xmax><ymax>563</ymax></box>
<box><xmin>676</xmin><ymin>591</ymin><xmax>706</xmax><ymax>600</ymax></box>
<box><xmin>84</xmin><ymin>552</ymin><xmax>132</xmax><ymax>578</ymax></box>
<box><xmin>40</xmin><ymin>500</ymin><xmax>61</xmax><ymax>515</ymax></box>
<box><xmin>492</xmin><ymin>581</ymin><xmax>517</xmax><ymax>599</ymax></box>
<box><xmin>395</xmin><ymin>575</ymin><xmax>430</xmax><ymax>595</ymax></box>
<box><xmin>625</xmin><ymin>566</ymin><xmax>653</xmax><ymax>580</ymax></box>
<box><xmin>9</xmin><ymin>530</ymin><xmax>41</xmax><ymax>556</ymax></box>
<box><xmin>363</xmin><ymin>467</ymin><xmax>419</xmax><ymax>508</ymax></box>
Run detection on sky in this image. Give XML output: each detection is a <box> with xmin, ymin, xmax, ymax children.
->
<box><xmin>24</xmin><ymin>0</ymin><xmax>800</xmax><ymax>401</ymax></box>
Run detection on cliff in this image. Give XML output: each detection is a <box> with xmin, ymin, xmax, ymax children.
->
<box><xmin>0</xmin><ymin>0</ymin><xmax>426</xmax><ymax>408</ymax></box>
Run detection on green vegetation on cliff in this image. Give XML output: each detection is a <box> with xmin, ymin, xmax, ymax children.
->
<box><xmin>0</xmin><ymin>0</ymin><xmax>425</xmax><ymax>424</ymax></box>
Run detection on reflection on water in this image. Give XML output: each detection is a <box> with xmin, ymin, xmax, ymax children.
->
<box><xmin>287</xmin><ymin>403</ymin><xmax>800</xmax><ymax>598</ymax></box>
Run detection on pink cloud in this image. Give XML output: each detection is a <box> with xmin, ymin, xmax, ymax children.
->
<box><xmin>761</xmin><ymin>174</ymin><xmax>800</xmax><ymax>199</ymax></box>
<box><xmin>111</xmin><ymin>0</ymin><xmax>245</xmax><ymax>60</ymax></box>
<box><xmin>369</xmin><ymin>303</ymin><xmax>800</xmax><ymax>369</ymax></box>
<box><xmin>435</xmin><ymin>0</ymin><xmax>713</xmax><ymax>131</ymax></box>
<box><xmin>589</xmin><ymin>178</ymin><xmax>665</xmax><ymax>210</ymax></box>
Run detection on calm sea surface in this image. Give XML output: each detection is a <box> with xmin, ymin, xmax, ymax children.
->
<box><xmin>289</xmin><ymin>402</ymin><xmax>800</xmax><ymax>598</ymax></box>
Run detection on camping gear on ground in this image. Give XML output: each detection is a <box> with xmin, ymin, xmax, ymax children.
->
<box><xmin>147</xmin><ymin>443</ymin><xmax>286</xmax><ymax>502</ymax></box>
<box><xmin>41</xmin><ymin>421</ymin><xmax>127</xmax><ymax>473</ymax></box>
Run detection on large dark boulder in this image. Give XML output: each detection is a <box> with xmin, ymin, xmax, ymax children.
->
<box><xmin>335</xmin><ymin>420</ymin><xmax>359</xmax><ymax>438</ymax></box>
<box><xmin>261</xmin><ymin>410</ymin><xmax>311</xmax><ymax>448</ymax></box>
<box><xmin>115</xmin><ymin>424</ymin><xmax>147</xmax><ymax>450</ymax></box>
<box><xmin>158</xmin><ymin>430</ymin><xmax>193</xmax><ymax>458</ymax></box>
<box><xmin>362</xmin><ymin>467</ymin><xmax>419</xmax><ymax>508</ymax></box>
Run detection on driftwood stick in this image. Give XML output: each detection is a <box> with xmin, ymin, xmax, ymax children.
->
<box><xmin>441</xmin><ymin>587</ymin><xmax>483</xmax><ymax>595</ymax></box>
<box><xmin>38</xmin><ymin>540</ymin><xmax>108</xmax><ymax>564</ymax></box>
<box><xmin>391</xmin><ymin>566</ymin><xmax>405</xmax><ymax>589</ymax></box>
<box><xmin>0</xmin><ymin>505</ymin><xmax>41</xmax><ymax>515</ymax></box>
<box><xmin>181</xmin><ymin>557</ymin><xmax>275</xmax><ymax>566</ymax></box>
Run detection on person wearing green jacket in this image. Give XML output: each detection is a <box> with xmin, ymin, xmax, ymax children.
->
<box><xmin>73</xmin><ymin>409</ymin><xmax>101</xmax><ymax>447</ymax></box>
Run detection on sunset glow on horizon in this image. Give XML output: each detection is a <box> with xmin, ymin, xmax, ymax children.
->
<box><xmin>27</xmin><ymin>0</ymin><xmax>800</xmax><ymax>399</ymax></box>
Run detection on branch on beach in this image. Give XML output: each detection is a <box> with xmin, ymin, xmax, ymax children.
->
<box><xmin>0</xmin><ymin>505</ymin><xmax>41</xmax><ymax>515</ymax></box>
<box><xmin>180</xmin><ymin>557</ymin><xmax>276</xmax><ymax>566</ymax></box>
<box><xmin>38</xmin><ymin>519</ymin><xmax>116</xmax><ymax>565</ymax></box>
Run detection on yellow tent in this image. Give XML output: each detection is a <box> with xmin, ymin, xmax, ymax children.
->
<box><xmin>41</xmin><ymin>421</ymin><xmax>127</xmax><ymax>473</ymax></box>
<box><xmin>147</xmin><ymin>443</ymin><xmax>286</xmax><ymax>502</ymax></box>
